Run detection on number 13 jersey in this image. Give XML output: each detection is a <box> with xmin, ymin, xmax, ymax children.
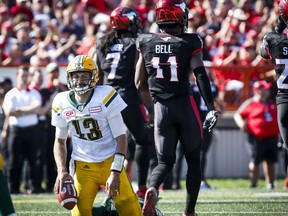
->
<box><xmin>51</xmin><ymin>85</ymin><xmax>127</xmax><ymax>162</ymax></box>
<box><xmin>136</xmin><ymin>33</ymin><xmax>203</xmax><ymax>99</ymax></box>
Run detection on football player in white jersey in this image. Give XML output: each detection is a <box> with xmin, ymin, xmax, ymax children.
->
<box><xmin>52</xmin><ymin>55</ymin><xmax>142</xmax><ymax>216</ymax></box>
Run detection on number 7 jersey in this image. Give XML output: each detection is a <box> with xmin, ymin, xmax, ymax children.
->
<box><xmin>136</xmin><ymin>32</ymin><xmax>203</xmax><ymax>99</ymax></box>
<box><xmin>51</xmin><ymin>86</ymin><xmax>127</xmax><ymax>162</ymax></box>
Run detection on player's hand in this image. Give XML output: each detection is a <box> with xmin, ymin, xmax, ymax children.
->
<box><xmin>105</xmin><ymin>172</ymin><xmax>120</xmax><ymax>197</ymax></box>
<box><xmin>203</xmin><ymin>110</ymin><xmax>221</xmax><ymax>132</ymax></box>
<box><xmin>54</xmin><ymin>172</ymin><xmax>73</xmax><ymax>194</ymax></box>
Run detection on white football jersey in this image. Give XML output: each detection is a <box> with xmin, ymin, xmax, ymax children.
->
<box><xmin>51</xmin><ymin>85</ymin><xmax>127</xmax><ymax>162</ymax></box>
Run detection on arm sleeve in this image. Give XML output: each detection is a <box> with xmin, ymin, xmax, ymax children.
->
<box><xmin>55</xmin><ymin>126</ymin><xmax>69</xmax><ymax>139</ymax></box>
<box><xmin>108</xmin><ymin>112</ymin><xmax>126</xmax><ymax>138</ymax></box>
<box><xmin>193</xmin><ymin>66</ymin><xmax>215</xmax><ymax>110</ymax></box>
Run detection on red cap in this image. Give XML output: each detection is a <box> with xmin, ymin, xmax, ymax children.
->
<box><xmin>253</xmin><ymin>80</ymin><xmax>273</xmax><ymax>92</ymax></box>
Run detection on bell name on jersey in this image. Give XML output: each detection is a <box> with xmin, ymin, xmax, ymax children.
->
<box><xmin>155</xmin><ymin>44</ymin><xmax>172</xmax><ymax>54</ymax></box>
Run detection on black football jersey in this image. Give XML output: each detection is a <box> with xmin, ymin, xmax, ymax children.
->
<box><xmin>260</xmin><ymin>31</ymin><xmax>288</xmax><ymax>103</ymax></box>
<box><xmin>96</xmin><ymin>37</ymin><xmax>137</xmax><ymax>91</ymax></box>
<box><xmin>190</xmin><ymin>82</ymin><xmax>218</xmax><ymax>121</ymax></box>
<box><xmin>136</xmin><ymin>33</ymin><xmax>203</xmax><ymax>99</ymax></box>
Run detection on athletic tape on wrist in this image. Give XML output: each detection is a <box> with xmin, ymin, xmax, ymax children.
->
<box><xmin>110</xmin><ymin>153</ymin><xmax>125</xmax><ymax>173</ymax></box>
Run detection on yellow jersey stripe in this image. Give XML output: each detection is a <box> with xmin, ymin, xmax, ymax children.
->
<box><xmin>103</xmin><ymin>89</ymin><xmax>118</xmax><ymax>107</ymax></box>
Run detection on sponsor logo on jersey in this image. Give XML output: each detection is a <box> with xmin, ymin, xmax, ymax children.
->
<box><xmin>64</xmin><ymin>110</ymin><xmax>76</xmax><ymax>117</ymax></box>
<box><xmin>89</xmin><ymin>106</ymin><xmax>102</xmax><ymax>113</ymax></box>
<box><xmin>75</xmin><ymin>114</ymin><xmax>91</xmax><ymax>120</ymax></box>
<box><xmin>110</xmin><ymin>44</ymin><xmax>124</xmax><ymax>52</ymax></box>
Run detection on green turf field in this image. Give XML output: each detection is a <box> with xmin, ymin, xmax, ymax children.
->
<box><xmin>11</xmin><ymin>179</ymin><xmax>288</xmax><ymax>216</ymax></box>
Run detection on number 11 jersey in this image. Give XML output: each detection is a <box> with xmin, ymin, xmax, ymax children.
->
<box><xmin>136</xmin><ymin>33</ymin><xmax>203</xmax><ymax>100</ymax></box>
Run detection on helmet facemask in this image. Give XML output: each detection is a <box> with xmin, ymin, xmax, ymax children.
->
<box><xmin>67</xmin><ymin>70</ymin><xmax>97</xmax><ymax>95</ymax></box>
<box><xmin>66</xmin><ymin>55</ymin><xmax>99</xmax><ymax>95</ymax></box>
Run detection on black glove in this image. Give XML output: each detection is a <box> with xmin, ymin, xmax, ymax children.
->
<box><xmin>203</xmin><ymin>110</ymin><xmax>221</xmax><ymax>132</ymax></box>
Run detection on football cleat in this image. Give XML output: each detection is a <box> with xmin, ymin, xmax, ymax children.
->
<box><xmin>136</xmin><ymin>186</ymin><xmax>148</xmax><ymax>199</ymax></box>
<box><xmin>142</xmin><ymin>187</ymin><xmax>159</xmax><ymax>216</ymax></box>
<box><xmin>182</xmin><ymin>212</ymin><xmax>197</xmax><ymax>216</ymax></box>
<box><xmin>101</xmin><ymin>196</ymin><xmax>119</xmax><ymax>216</ymax></box>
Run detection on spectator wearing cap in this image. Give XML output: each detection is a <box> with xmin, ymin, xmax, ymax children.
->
<box><xmin>45</xmin><ymin>62</ymin><xmax>67</xmax><ymax>91</ymax></box>
<box><xmin>2</xmin><ymin>65</ymin><xmax>44</xmax><ymax>194</ymax></box>
<box><xmin>238</xmin><ymin>41</ymin><xmax>261</xmax><ymax>94</ymax></box>
<box><xmin>10</xmin><ymin>0</ymin><xmax>34</xmax><ymax>26</ymax></box>
<box><xmin>234</xmin><ymin>80</ymin><xmax>279</xmax><ymax>189</ymax></box>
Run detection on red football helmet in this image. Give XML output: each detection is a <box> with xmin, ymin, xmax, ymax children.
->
<box><xmin>155</xmin><ymin>0</ymin><xmax>188</xmax><ymax>29</ymax></box>
<box><xmin>110</xmin><ymin>6</ymin><xmax>141</xmax><ymax>35</ymax></box>
<box><xmin>279</xmin><ymin>0</ymin><xmax>288</xmax><ymax>25</ymax></box>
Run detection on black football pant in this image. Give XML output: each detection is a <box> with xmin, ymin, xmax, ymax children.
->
<box><xmin>7</xmin><ymin>126</ymin><xmax>42</xmax><ymax>193</ymax></box>
<box><xmin>121</xmin><ymin>103</ymin><xmax>152</xmax><ymax>187</ymax></box>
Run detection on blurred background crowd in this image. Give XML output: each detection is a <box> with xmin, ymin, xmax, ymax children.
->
<box><xmin>0</xmin><ymin>0</ymin><xmax>280</xmax><ymax>106</ymax></box>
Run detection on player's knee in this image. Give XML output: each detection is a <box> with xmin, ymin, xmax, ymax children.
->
<box><xmin>71</xmin><ymin>205</ymin><xmax>92</xmax><ymax>216</ymax></box>
<box><xmin>116</xmin><ymin>194</ymin><xmax>142</xmax><ymax>216</ymax></box>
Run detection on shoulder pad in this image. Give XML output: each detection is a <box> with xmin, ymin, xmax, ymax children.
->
<box><xmin>264</xmin><ymin>31</ymin><xmax>286</xmax><ymax>47</ymax></box>
<box><xmin>137</xmin><ymin>33</ymin><xmax>154</xmax><ymax>44</ymax></box>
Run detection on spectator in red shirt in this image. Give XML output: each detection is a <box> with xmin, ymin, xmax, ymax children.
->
<box><xmin>136</xmin><ymin>0</ymin><xmax>154</xmax><ymax>31</ymax></box>
<box><xmin>212</xmin><ymin>37</ymin><xmax>243</xmax><ymax>105</ymax></box>
<box><xmin>0</xmin><ymin>7</ymin><xmax>10</xmax><ymax>27</ymax></box>
<box><xmin>234</xmin><ymin>80</ymin><xmax>279</xmax><ymax>189</ymax></box>
<box><xmin>1</xmin><ymin>42</ymin><xmax>24</xmax><ymax>66</ymax></box>
<box><xmin>10</xmin><ymin>0</ymin><xmax>34</xmax><ymax>26</ymax></box>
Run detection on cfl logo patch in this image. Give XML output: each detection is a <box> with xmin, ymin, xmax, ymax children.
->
<box><xmin>65</xmin><ymin>110</ymin><xmax>76</xmax><ymax>118</ymax></box>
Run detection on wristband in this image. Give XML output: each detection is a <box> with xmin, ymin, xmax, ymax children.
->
<box><xmin>110</xmin><ymin>153</ymin><xmax>125</xmax><ymax>173</ymax></box>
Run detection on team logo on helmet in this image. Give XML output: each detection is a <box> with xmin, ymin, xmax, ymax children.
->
<box><xmin>155</xmin><ymin>0</ymin><xmax>188</xmax><ymax>31</ymax></box>
<box><xmin>280</xmin><ymin>0</ymin><xmax>288</xmax><ymax>25</ymax></box>
<box><xmin>110</xmin><ymin>6</ymin><xmax>141</xmax><ymax>35</ymax></box>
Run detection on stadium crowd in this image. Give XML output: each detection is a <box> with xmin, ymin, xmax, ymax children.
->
<box><xmin>0</xmin><ymin>0</ymin><xmax>280</xmax><ymax>101</ymax></box>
